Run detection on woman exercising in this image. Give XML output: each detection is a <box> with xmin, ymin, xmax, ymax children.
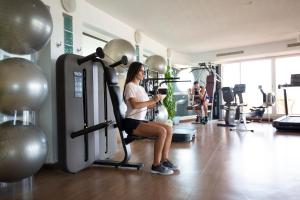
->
<box><xmin>191</xmin><ymin>81</ymin><xmax>209</xmax><ymax>124</ymax></box>
<box><xmin>123</xmin><ymin>61</ymin><xmax>178</xmax><ymax>175</ymax></box>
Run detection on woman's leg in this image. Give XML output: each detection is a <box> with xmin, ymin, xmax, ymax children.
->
<box><xmin>151</xmin><ymin>122</ymin><xmax>173</xmax><ymax>161</ymax></box>
<box><xmin>203</xmin><ymin>100</ymin><xmax>209</xmax><ymax>117</ymax></box>
<box><xmin>194</xmin><ymin>99</ymin><xmax>200</xmax><ymax>121</ymax></box>
<box><xmin>132</xmin><ymin>122</ymin><xmax>167</xmax><ymax>165</ymax></box>
<box><xmin>151</xmin><ymin>122</ymin><xmax>178</xmax><ymax>171</ymax></box>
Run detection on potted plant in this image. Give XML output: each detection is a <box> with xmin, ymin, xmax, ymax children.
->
<box><xmin>163</xmin><ymin>65</ymin><xmax>176</xmax><ymax>120</ymax></box>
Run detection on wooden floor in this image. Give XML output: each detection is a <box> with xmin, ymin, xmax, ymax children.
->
<box><xmin>1</xmin><ymin>121</ymin><xmax>300</xmax><ymax>200</ymax></box>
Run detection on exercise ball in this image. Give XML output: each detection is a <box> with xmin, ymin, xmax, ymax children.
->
<box><xmin>0</xmin><ymin>58</ymin><xmax>48</xmax><ymax>115</ymax></box>
<box><xmin>156</xmin><ymin>105</ymin><xmax>169</xmax><ymax>123</ymax></box>
<box><xmin>0</xmin><ymin>0</ymin><xmax>53</xmax><ymax>54</ymax></box>
<box><xmin>0</xmin><ymin>121</ymin><xmax>47</xmax><ymax>182</ymax></box>
<box><xmin>103</xmin><ymin>39</ymin><xmax>135</xmax><ymax>72</ymax></box>
<box><xmin>145</xmin><ymin>55</ymin><xmax>166</xmax><ymax>74</ymax></box>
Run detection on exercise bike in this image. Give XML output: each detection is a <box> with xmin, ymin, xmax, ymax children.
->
<box><xmin>218</xmin><ymin>84</ymin><xmax>254</xmax><ymax>132</ymax></box>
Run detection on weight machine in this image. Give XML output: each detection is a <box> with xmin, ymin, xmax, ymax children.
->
<box><xmin>142</xmin><ymin>69</ymin><xmax>196</xmax><ymax>142</ymax></box>
<box><xmin>189</xmin><ymin>62</ymin><xmax>221</xmax><ymax>121</ymax></box>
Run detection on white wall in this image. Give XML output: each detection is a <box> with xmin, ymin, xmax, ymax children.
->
<box><xmin>38</xmin><ymin>0</ymin><xmax>64</xmax><ymax>163</ymax></box>
<box><xmin>39</xmin><ymin>0</ymin><xmax>192</xmax><ymax>163</ymax></box>
<box><xmin>43</xmin><ymin>0</ymin><xmax>191</xmax><ymax>64</ymax></box>
<box><xmin>191</xmin><ymin>39</ymin><xmax>300</xmax><ymax>64</ymax></box>
<box><xmin>38</xmin><ymin>0</ymin><xmax>300</xmax><ymax>163</ymax></box>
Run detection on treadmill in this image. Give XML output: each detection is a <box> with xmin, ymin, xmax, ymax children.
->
<box><xmin>273</xmin><ymin>77</ymin><xmax>300</xmax><ymax>131</ymax></box>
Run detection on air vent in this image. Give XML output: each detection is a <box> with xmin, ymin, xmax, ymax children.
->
<box><xmin>287</xmin><ymin>42</ymin><xmax>300</xmax><ymax>48</ymax></box>
<box><xmin>216</xmin><ymin>50</ymin><xmax>244</xmax><ymax>57</ymax></box>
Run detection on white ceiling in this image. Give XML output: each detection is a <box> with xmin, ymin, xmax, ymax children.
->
<box><xmin>86</xmin><ymin>0</ymin><xmax>300</xmax><ymax>56</ymax></box>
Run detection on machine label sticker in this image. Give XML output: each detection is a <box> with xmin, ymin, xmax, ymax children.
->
<box><xmin>74</xmin><ymin>71</ymin><xmax>82</xmax><ymax>98</ymax></box>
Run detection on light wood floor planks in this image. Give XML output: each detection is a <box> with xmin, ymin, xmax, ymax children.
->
<box><xmin>1</xmin><ymin>121</ymin><xmax>300</xmax><ymax>200</ymax></box>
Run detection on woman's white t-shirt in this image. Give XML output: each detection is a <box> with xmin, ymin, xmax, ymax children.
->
<box><xmin>124</xmin><ymin>82</ymin><xmax>149</xmax><ymax>120</ymax></box>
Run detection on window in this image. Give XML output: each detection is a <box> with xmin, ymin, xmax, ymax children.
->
<box><xmin>222</xmin><ymin>55</ymin><xmax>300</xmax><ymax>115</ymax></box>
<box><xmin>222</xmin><ymin>59</ymin><xmax>272</xmax><ymax>112</ymax></box>
<box><xmin>240</xmin><ymin>59</ymin><xmax>272</xmax><ymax>109</ymax></box>
<box><xmin>176</xmin><ymin>69</ymin><xmax>194</xmax><ymax>92</ymax></box>
<box><xmin>82</xmin><ymin>32</ymin><xmax>107</xmax><ymax>56</ymax></box>
<box><xmin>222</xmin><ymin>63</ymin><xmax>240</xmax><ymax>87</ymax></box>
<box><xmin>275</xmin><ymin>56</ymin><xmax>300</xmax><ymax>114</ymax></box>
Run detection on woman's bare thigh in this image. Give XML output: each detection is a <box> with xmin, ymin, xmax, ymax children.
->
<box><xmin>133</xmin><ymin>121</ymin><xmax>167</xmax><ymax>137</ymax></box>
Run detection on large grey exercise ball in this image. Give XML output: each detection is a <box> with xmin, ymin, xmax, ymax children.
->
<box><xmin>0</xmin><ymin>58</ymin><xmax>48</xmax><ymax>115</ymax></box>
<box><xmin>156</xmin><ymin>105</ymin><xmax>169</xmax><ymax>123</ymax></box>
<box><xmin>0</xmin><ymin>121</ymin><xmax>47</xmax><ymax>182</ymax></box>
<box><xmin>0</xmin><ymin>0</ymin><xmax>53</xmax><ymax>54</ymax></box>
<box><xmin>145</xmin><ymin>55</ymin><xmax>166</xmax><ymax>74</ymax></box>
<box><xmin>103</xmin><ymin>39</ymin><xmax>135</xmax><ymax>72</ymax></box>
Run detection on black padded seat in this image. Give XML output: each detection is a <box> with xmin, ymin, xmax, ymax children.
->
<box><xmin>94</xmin><ymin>66</ymin><xmax>148</xmax><ymax>169</ymax></box>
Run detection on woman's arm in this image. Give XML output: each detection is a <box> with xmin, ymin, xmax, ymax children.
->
<box><xmin>199</xmin><ymin>88</ymin><xmax>207</xmax><ymax>100</ymax></box>
<box><xmin>190</xmin><ymin>87</ymin><xmax>195</xmax><ymax>95</ymax></box>
<box><xmin>147</xmin><ymin>103</ymin><xmax>157</xmax><ymax>109</ymax></box>
<box><xmin>128</xmin><ymin>94</ymin><xmax>161</xmax><ymax>109</ymax></box>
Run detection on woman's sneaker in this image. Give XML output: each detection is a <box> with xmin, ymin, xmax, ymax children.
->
<box><xmin>200</xmin><ymin>116</ymin><xmax>208</xmax><ymax>124</ymax></box>
<box><xmin>151</xmin><ymin>164</ymin><xmax>174</xmax><ymax>175</ymax></box>
<box><xmin>161</xmin><ymin>159</ymin><xmax>179</xmax><ymax>171</ymax></box>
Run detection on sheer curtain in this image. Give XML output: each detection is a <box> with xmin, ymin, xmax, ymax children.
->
<box><xmin>240</xmin><ymin>59</ymin><xmax>272</xmax><ymax>110</ymax></box>
<box><xmin>222</xmin><ymin>59</ymin><xmax>272</xmax><ymax>112</ymax></box>
<box><xmin>221</xmin><ymin>55</ymin><xmax>300</xmax><ymax>115</ymax></box>
<box><xmin>275</xmin><ymin>56</ymin><xmax>300</xmax><ymax>114</ymax></box>
<box><xmin>222</xmin><ymin>62</ymin><xmax>241</xmax><ymax>87</ymax></box>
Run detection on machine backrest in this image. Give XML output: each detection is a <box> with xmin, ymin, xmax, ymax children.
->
<box><xmin>233</xmin><ymin>84</ymin><xmax>246</xmax><ymax>104</ymax></box>
<box><xmin>206</xmin><ymin>74</ymin><xmax>215</xmax><ymax>103</ymax></box>
<box><xmin>103</xmin><ymin>66</ymin><xmax>126</xmax><ymax>132</ymax></box>
<box><xmin>233</xmin><ymin>84</ymin><xmax>246</xmax><ymax>94</ymax></box>
<box><xmin>222</xmin><ymin>87</ymin><xmax>234</xmax><ymax>103</ymax></box>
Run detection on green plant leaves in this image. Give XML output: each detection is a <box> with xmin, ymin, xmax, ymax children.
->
<box><xmin>163</xmin><ymin>65</ymin><xmax>176</xmax><ymax>120</ymax></box>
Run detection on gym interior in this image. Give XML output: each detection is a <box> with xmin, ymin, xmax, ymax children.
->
<box><xmin>1</xmin><ymin>0</ymin><xmax>300</xmax><ymax>199</ymax></box>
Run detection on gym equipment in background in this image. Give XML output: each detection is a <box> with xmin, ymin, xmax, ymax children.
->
<box><xmin>0</xmin><ymin>0</ymin><xmax>53</xmax><ymax>54</ymax></box>
<box><xmin>57</xmin><ymin>52</ymin><xmax>99</xmax><ymax>172</ymax></box>
<box><xmin>249</xmin><ymin>85</ymin><xmax>276</xmax><ymax>122</ymax></box>
<box><xmin>99</xmin><ymin>64</ymin><xmax>144</xmax><ymax>168</ymax></box>
<box><xmin>0</xmin><ymin>0</ymin><xmax>52</xmax><ymax>182</ymax></box>
<box><xmin>141</xmin><ymin>69</ymin><xmax>171</xmax><ymax>122</ymax></box>
<box><xmin>57</xmin><ymin>48</ymin><xmax>145</xmax><ymax>173</ymax></box>
<box><xmin>188</xmin><ymin>63</ymin><xmax>219</xmax><ymax>121</ymax></box>
<box><xmin>0</xmin><ymin>121</ymin><xmax>47</xmax><ymax>182</ymax></box>
<box><xmin>217</xmin><ymin>87</ymin><xmax>236</xmax><ymax>127</ymax></box>
<box><xmin>273</xmin><ymin>74</ymin><xmax>300</xmax><ymax>131</ymax></box>
<box><xmin>57</xmin><ymin>48</ymin><xmax>112</xmax><ymax>172</ymax></box>
<box><xmin>145</xmin><ymin>55</ymin><xmax>167</xmax><ymax>74</ymax></box>
<box><xmin>229</xmin><ymin>84</ymin><xmax>254</xmax><ymax>132</ymax></box>
<box><xmin>172</xmin><ymin>124</ymin><xmax>196</xmax><ymax>142</ymax></box>
<box><xmin>155</xmin><ymin>105</ymin><xmax>169</xmax><ymax>123</ymax></box>
<box><xmin>218</xmin><ymin>84</ymin><xmax>254</xmax><ymax>132</ymax></box>
<box><xmin>103</xmin><ymin>39</ymin><xmax>135</xmax><ymax>73</ymax></box>
<box><xmin>0</xmin><ymin>58</ymin><xmax>48</xmax><ymax>115</ymax></box>
<box><xmin>142</xmin><ymin>70</ymin><xmax>195</xmax><ymax>142</ymax></box>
